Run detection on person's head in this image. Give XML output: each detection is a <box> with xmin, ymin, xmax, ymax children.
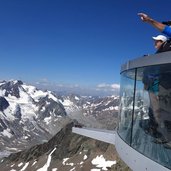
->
<box><xmin>162</xmin><ymin>20</ymin><xmax>171</xmax><ymax>26</ymax></box>
<box><xmin>152</xmin><ymin>35</ymin><xmax>167</xmax><ymax>49</ymax></box>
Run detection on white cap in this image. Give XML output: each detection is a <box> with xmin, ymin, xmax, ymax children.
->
<box><xmin>152</xmin><ymin>35</ymin><xmax>167</xmax><ymax>42</ymax></box>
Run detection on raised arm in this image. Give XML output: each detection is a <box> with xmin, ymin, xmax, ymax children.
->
<box><xmin>138</xmin><ymin>13</ymin><xmax>165</xmax><ymax>32</ymax></box>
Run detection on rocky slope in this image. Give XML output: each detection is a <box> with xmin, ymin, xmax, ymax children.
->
<box><xmin>0</xmin><ymin>121</ymin><xmax>123</xmax><ymax>171</ymax></box>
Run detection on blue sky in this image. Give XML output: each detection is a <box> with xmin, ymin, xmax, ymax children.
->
<box><xmin>0</xmin><ymin>0</ymin><xmax>171</xmax><ymax>95</ymax></box>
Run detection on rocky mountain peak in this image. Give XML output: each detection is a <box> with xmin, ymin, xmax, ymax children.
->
<box><xmin>37</xmin><ymin>95</ymin><xmax>66</xmax><ymax>120</ymax></box>
<box><xmin>0</xmin><ymin>80</ymin><xmax>68</xmax><ymax>156</ymax></box>
<box><xmin>0</xmin><ymin>80</ymin><xmax>23</xmax><ymax>98</ymax></box>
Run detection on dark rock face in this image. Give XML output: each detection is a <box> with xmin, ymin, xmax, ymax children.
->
<box><xmin>0</xmin><ymin>80</ymin><xmax>23</xmax><ymax>98</ymax></box>
<box><xmin>4</xmin><ymin>122</ymin><xmax>80</xmax><ymax>162</ymax></box>
<box><xmin>0</xmin><ymin>97</ymin><xmax>9</xmax><ymax>111</ymax></box>
<box><xmin>14</xmin><ymin>104</ymin><xmax>21</xmax><ymax>120</ymax></box>
<box><xmin>37</xmin><ymin>96</ymin><xmax>66</xmax><ymax>120</ymax></box>
<box><xmin>0</xmin><ymin>118</ymin><xmax>7</xmax><ymax>132</ymax></box>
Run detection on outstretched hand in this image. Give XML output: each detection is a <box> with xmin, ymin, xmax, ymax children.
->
<box><xmin>138</xmin><ymin>12</ymin><xmax>166</xmax><ymax>32</ymax></box>
<box><xmin>138</xmin><ymin>13</ymin><xmax>150</xmax><ymax>22</ymax></box>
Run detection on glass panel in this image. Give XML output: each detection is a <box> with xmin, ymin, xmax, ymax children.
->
<box><xmin>131</xmin><ymin>64</ymin><xmax>171</xmax><ymax>169</ymax></box>
<box><xmin>118</xmin><ymin>69</ymin><xmax>135</xmax><ymax>145</ymax></box>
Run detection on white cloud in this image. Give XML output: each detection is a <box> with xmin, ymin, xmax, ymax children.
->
<box><xmin>96</xmin><ymin>83</ymin><xmax>120</xmax><ymax>91</ymax></box>
<box><xmin>41</xmin><ymin>78</ymin><xmax>49</xmax><ymax>82</ymax></box>
<box><xmin>35</xmin><ymin>78</ymin><xmax>50</xmax><ymax>85</ymax></box>
<box><xmin>111</xmin><ymin>84</ymin><xmax>120</xmax><ymax>89</ymax></box>
<box><xmin>31</xmin><ymin>80</ymin><xmax>120</xmax><ymax>96</ymax></box>
<box><xmin>95</xmin><ymin>83</ymin><xmax>120</xmax><ymax>95</ymax></box>
<box><xmin>97</xmin><ymin>83</ymin><xmax>109</xmax><ymax>88</ymax></box>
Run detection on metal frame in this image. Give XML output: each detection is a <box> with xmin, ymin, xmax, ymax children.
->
<box><xmin>115</xmin><ymin>133</ymin><xmax>171</xmax><ymax>171</ymax></box>
<box><xmin>72</xmin><ymin>127</ymin><xmax>115</xmax><ymax>144</ymax></box>
<box><xmin>121</xmin><ymin>51</ymin><xmax>171</xmax><ymax>73</ymax></box>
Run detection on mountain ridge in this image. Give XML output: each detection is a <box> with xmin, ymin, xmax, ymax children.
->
<box><xmin>0</xmin><ymin>121</ymin><xmax>118</xmax><ymax>171</ymax></box>
<box><xmin>0</xmin><ymin>80</ymin><xmax>119</xmax><ymax>161</ymax></box>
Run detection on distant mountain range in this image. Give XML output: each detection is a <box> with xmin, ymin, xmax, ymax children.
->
<box><xmin>0</xmin><ymin>80</ymin><xmax>121</xmax><ymax>170</ymax></box>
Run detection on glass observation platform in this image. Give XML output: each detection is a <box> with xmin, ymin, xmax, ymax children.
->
<box><xmin>72</xmin><ymin>51</ymin><xmax>171</xmax><ymax>171</ymax></box>
<box><xmin>118</xmin><ymin>51</ymin><xmax>171</xmax><ymax>170</ymax></box>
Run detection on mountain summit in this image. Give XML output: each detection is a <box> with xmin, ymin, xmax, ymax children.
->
<box><xmin>0</xmin><ymin>80</ymin><xmax>67</xmax><ymax>157</ymax></box>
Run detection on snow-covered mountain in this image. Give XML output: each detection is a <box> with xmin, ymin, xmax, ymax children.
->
<box><xmin>61</xmin><ymin>94</ymin><xmax>119</xmax><ymax>129</ymax></box>
<box><xmin>0</xmin><ymin>80</ymin><xmax>123</xmax><ymax>170</ymax></box>
<box><xmin>0</xmin><ymin>80</ymin><xmax>119</xmax><ymax>159</ymax></box>
<box><xmin>0</xmin><ymin>80</ymin><xmax>68</xmax><ymax>156</ymax></box>
<box><xmin>81</xmin><ymin>95</ymin><xmax>119</xmax><ymax>129</ymax></box>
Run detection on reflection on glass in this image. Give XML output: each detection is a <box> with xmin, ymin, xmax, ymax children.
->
<box><xmin>131</xmin><ymin>65</ymin><xmax>171</xmax><ymax>169</ymax></box>
<box><xmin>118</xmin><ymin>63</ymin><xmax>171</xmax><ymax>169</ymax></box>
<box><xmin>118</xmin><ymin>69</ymin><xmax>135</xmax><ymax>145</ymax></box>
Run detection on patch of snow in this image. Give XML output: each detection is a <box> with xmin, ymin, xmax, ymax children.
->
<box><xmin>48</xmin><ymin>93</ymin><xmax>58</xmax><ymax>102</ymax></box>
<box><xmin>5</xmin><ymin>147</ymin><xmax>18</xmax><ymax>151</ymax></box>
<box><xmin>62</xmin><ymin>158</ymin><xmax>74</xmax><ymax>166</ymax></box>
<box><xmin>18</xmin><ymin>163</ymin><xmax>23</xmax><ymax>167</ymax></box>
<box><xmin>52</xmin><ymin>168</ymin><xmax>58</xmax><ymax>171</ymax></box>
<box><xmin>37</xmin><ymin>147</ymin><xmax>56</xmax><ymax>171</ymax></box>
<box><xmin>24</xmin><ymin>86</ymin><xmax>47</xmax><ymax>102</ymax></box>
<box><xmin>21</xmin><ymin>85</ymin><xmax>36</xmax><ymax>95</ymax></box>
<box><xmin>102</xmin><ymin>106</ymin><xmax>118</xmax><ymax>111</ymax></box>
<box><xmin>1</xmin><ymin>128</ymin><xmax>13</xmax><ymax>138</ymax></box>
<box><xmin>46</xmin><ymin>101</ymin><xmax>50</xmax><ymax>105</ymax></box>
<box><xmin>83</xmin><ymin>155</ymin><xmax>87</xmax><ymax>160</ymax></box>
<box><xmin>10</xmin><ymin>164</ymin><xmax>15</xmax><ymax>167</ymax></box>
<box><xmin>80</xmin><ymin>161</ymin><xmax>84</xmax><ymax>165</ymax></box>
<box><xmin>23</xmin><ymin>136</ymin><xmax>29</xmax><ymax>140</ymax></box>
<box><xmin>5</xmin><ymin>89</ymin><xmax>38</xmax><ymax>120</ymax></box>
<box><xmin>70</xmin><ymin>167</ymin><xmax>75</xmax><ymax>171</ymax></box>
<box><xmin>66</xmin><ymin>162</ymin><xmax>74</xmax><ymax>166</ymax></box>
<box><xmin>3</xmin><ymin>104</ymin><xmax>15</xmax><ymax>121</ymax></box>
<box><xmin>40</xmin><ymin>106</ymin><xmax>46</xmax><ymax>112</ymax></box>
<box><xmin>32</xmin><ymin>160</ymin><xmax>37</xmax><ymax>166</ymax></box>
<box><xmin>75</xmin><ymin>96</ymin><xmax>79</xmax><ymax>100</ymax></box>
<box><xmin>18</xmin><ymin>88</ymin><xmax>31</xmax><ymax>103</ymax></box>
<box><xmin>0</xmin><ymin>89</ymin><xmax>6</xmax><ymax>96</ymax></box>
<box><xmin>114</xmin><ymin>106</ymin><xmax>119</xmax><ymax>110</ymax></box>
<box><xmin>62</xmin><ymin>158</ymin><xmax>69</xmax><ymax>165</ymax></box>
<box><xmin>44</xmin><ymin>116</ymin><xmax>52</xmax><ymax>125</ymax></box>
<box><xmin>91</xmin><ymin>155</ymin><xmax>116</xmax><ymax>171</ymax></box>
<box><xmin>19</xmin><ymin>162</ymin><xmax>29</xmax><ymax>171</ymax></box>
<box><xmin>62</xmin><ymin>99</ymin><xmax>73</xmax><ymax>106</ymax></box>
